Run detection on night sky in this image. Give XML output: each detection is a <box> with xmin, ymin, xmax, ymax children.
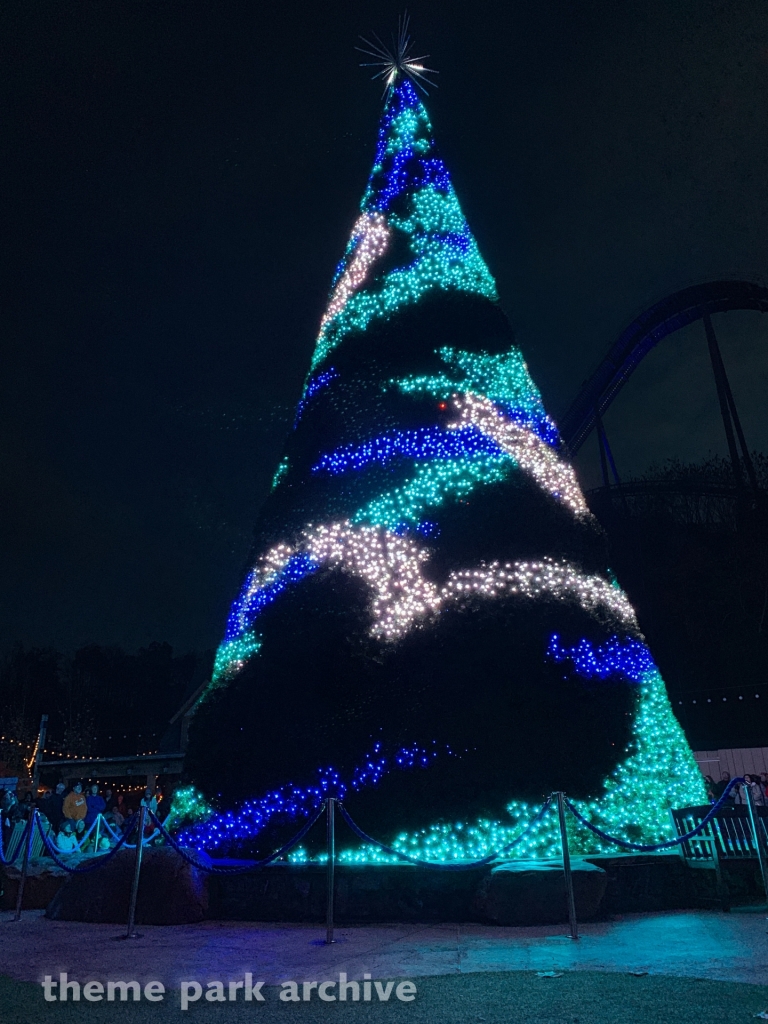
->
<box><xmin>3</xmin><ymin>0</ymin><xmax>768</xmax><ymax>656</ymax></box>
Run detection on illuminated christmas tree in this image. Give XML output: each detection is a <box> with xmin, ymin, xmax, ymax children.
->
<box><xmin>179</xmin><ymin>52</ymin><xmax>704</xmax><ymax>859</ymax></box>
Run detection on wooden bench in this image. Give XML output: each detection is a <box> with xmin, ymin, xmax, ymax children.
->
<box><xmin>670</xmin><ymin>803</ymin><xmax>768</xmax><ymax>909</ymax></box>
<box><xmin>2</xmin><ymin>817</ymin><xmax>53</xmax><ymax>863</ymax></box>
<box><xmin>2</xmin><ymin>821</ymin><xmax>27</xmax><ymax>863</ymax></box>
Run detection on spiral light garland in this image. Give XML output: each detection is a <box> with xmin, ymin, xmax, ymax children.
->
<box><xmin>191</xmin><ymin>73</ymin><xmax>706</xmax><ymax>861</ymax></box>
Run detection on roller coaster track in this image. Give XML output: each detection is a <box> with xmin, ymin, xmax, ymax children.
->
<box><xmin>559</xmin><ymin>281</ymin><xmax>768</xmax><ymax>458</ymax></box>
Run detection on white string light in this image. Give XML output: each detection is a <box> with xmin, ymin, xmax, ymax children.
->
<box><xmin>212</xmin><ymin>519</ymin><xmax>640</xmax><ymax>689</ymax></box>
<box><xmin>319</xmin><ymin>213</ymin><xmax>390</xmax><ymax>331</ymax></box>
<box><xmin>447</xmin><ymin>393</ymin><xmax>592</xmax><ymax>519</ymax></box>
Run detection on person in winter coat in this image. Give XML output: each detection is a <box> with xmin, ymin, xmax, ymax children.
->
<box><xmin>19</xmin><ymin>792</ymin><xmax>35</xmax><ymax>819</ymax></box>
<box><xmin>55</xmin><ymin>820</ymin><xmax>79</xmax><ymax>853</ymax></box>
<box><xmin>140</xmin><ymin>788</ymin><xmax>158</xmax><ymax>815</ymax></box>
<box><xmin>736</xmin><ymin>774</ymin><xmax>767</xmax><ymax>807</ymax></box>
<box><xmin>712</xmin><ymin>772</ymin><xmax>734</xmax><ymax>802</ymax></box>
<box><xmin>1</xmin><ymin>789</ymin><xmax>23</xmax><ymax>850</ymax></box>
<box><xmin>749</xmin><ymin>774</ymin><xmax>768</xmax><ymax>807</ymax></box>
<box><xmin>45</xmin><ymin>783</ymin><xmax>66</xmax><ymax>831</ymax></box>
<box><xmin>1</xmin><ymin>789</ymin><xmax>22</xmax><ymax>827</ymax></box>
<box><xmin>62</xmin><ymin>783</ymin><xmax>87</xmax><ymax>823</ymax></box>
<box><xmin>84</xmin><ymin>784</ymin><xmax>106</xmax><ymax>826</ymax></box>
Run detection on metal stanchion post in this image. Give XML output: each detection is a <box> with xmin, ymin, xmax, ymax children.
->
<box><xmin>556</xmin><ymin>792</ymin><xmax>579</xmax><ymax>940</ymax></box>
<box><xmin>12</xmin><ymin>812</ymin><xmax>36</xmax><ymax>922</ymax></box>
<box><xmin>94</xmin><ymin>814</ymin><xmax>101</xmax><ymax>854</ymax></box>
<box><xmin>118</xmin><ymin>807</ymin><xmax>146</xmax><ymax>940</ymax></box>
<box><xmin>743</xmin><ymin>783</ymin><xmax>768</xmax><ymax>901</ymax></box>
<box><xmin>325</xmin><ymin>798</ymin><xmax>336</xmax><ymax>945</ymax></box>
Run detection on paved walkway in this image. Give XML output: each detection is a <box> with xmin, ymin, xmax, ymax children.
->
<box><xmin>2</xmin><ymin>909</ymin><xmax>768</xmax><ymax>987</ymax></box>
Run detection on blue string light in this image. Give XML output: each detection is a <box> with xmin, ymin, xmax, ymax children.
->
<box><xmin>223</xmin><ymin>554</ymin><xmax>319</xmax><ymax>645</ymax></box>
<box><xmin>295</xmin><ymin>367</ymin><xmax>339</xmax><ymax>421</ymax></box>
<box><xmin>310</xmin><ymin>81</ymin><xmax>497</xmax><ymax>371</ymax></box>
<box><xmin>547</xmin><ymin>634</ymin><xmax>656</xmax><ymax>682</ymax></box>
<box><xmin>175</xmin><ymin>741</ymin><xmax>451</xmax><ymax>852</ymax></box>
<box><xmin>503</xmin><ymin>407</ymin><xmax>560</xmax><ymax>447</ymax></box>
<box><xmin>393</xmin><ymin>347</ymin><xmax>560</xmax><ymax>447</ymax></box>
<box><xmin>313</xmin><ymin>426</ymin><xmax>505</xmax><ymax>475</ymax></box>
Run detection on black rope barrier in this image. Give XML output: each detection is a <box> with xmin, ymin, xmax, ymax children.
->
<box><xmin>35</xmin><ymin>813</ymin><xmax>139</xmax><ymax>874</ymax></box>
<box><xmin>94</xmin><ymin>814</ymin><xmax>160</xmax><ymax>849</ymax></box>
<box><xmin>3</xmin><ymin>778</ymin><xmax>757</xmax><ymax>880</ymax></box>
<box><xmin>148</xmin><ymin>803</ymin><xmax>328</xmax><ymax>874</ymax></box>
<box><xmin>563</xmin><ymin>777</ymin><xmax>747</xmax><ymax>852</ymax></box>
<box><xmin>336</xmin><ymin>796</ymin><xmax>554</xmax><ymax>869</ymax></box>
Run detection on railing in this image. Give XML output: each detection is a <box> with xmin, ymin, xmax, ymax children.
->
<box><xmin>673</xmin><ymin>804</ymin><xmax>768</xmax><ymax>860</ymax></box>
<box><xmin>3</xmin><ymin>776</ymin><xmax>764</xmax><ymax>940</ymax></box>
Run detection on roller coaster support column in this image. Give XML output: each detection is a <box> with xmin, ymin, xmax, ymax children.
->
<box><xmin>594</xmin><ymin>407</ymin><xmax>622</xmax><ymax>489</ymax></box>
<box><xmin>594</xmin><ymin>406</ymin><xmax>611</xmax><ymax>489</ymax></box>
<box><xmin>703</xmin><ymin>313</ymin><xmax>759</xmax><ymax>494</ymax></box>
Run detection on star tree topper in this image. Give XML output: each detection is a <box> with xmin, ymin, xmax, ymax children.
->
<box><xmin>357</xmin><ymin>12</ymin><xmax>438</xmax><ymax>96</ymax></box>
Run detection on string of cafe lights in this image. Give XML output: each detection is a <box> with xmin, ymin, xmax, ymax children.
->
<box><xmin>0</xmin><ymin>736</ymin><xmax>160</xmax><ymax>761</ymax></box>
<box><xmin>674</xmin><ymin>692</ymin><xmax>766</xmax><ymax>705</ymax></box>
<box><xmin>0</xmin><ymin>735</ymin><xmax>37</xmax><ymax>753</ymax></box>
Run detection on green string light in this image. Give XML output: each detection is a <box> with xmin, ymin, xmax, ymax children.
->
<box><xmin>309</xmin><ymin>89</ymin><xmax>498</xmax><ymax>372</ymax></box>
<box><xmin>394</xmin><ymin>346</ymin><xmax>546</xmax><ymax>417</ymax></box>
<box><xmin>271</xmin><ymin>456</ymin><xmax>290</xmax><ymax>490</ymax></box>
<box><xmin>211</xmin><ymin>631</ymin><xmax>262</xmax><ymax>690</ymax></box>
<box><xmin>165</xmin><ymin>786</ymin><xmax>215</xmax><ymax>831</ymax></box>
<box><xmin>329</xmin><ymin>670</ymin><xmax>706</xmax><ymax>863</ymax></box>
<box><xmin>353</xmin><ymin>452</ymin><xmax>512</xmax><ymax>530</ymax></box>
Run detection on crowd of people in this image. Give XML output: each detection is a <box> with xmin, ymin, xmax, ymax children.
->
<box><xmin>1</xmin><ymin>782</ymin><xmax>162</xmax><ymax>856</ymax></box>
<box><xmin>704</xmin><ymin>771</ymin><xmax>768</xmax><ymax>806</ymax></box>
